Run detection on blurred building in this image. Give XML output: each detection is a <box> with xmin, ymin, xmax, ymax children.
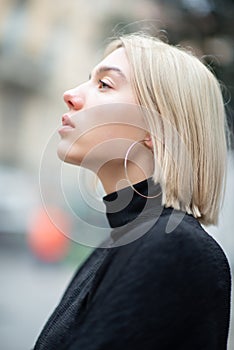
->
<box><xmin>0</xmin><ymin>0</ymin><xmax>159</xmax><ymax>237</ymax></box>
<box><xmin>0</xmin><ymin>0</ymin><xmax>157</xmax><ymax>170</ymax></box>
<box><xmin>0</xmin><ymin>0</ymin><xmax>233</xmax><ymax>170</ymax></box>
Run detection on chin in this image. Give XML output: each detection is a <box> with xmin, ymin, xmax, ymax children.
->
<box><xmin>57</xmin><ymin>143</ymin><xmax>81</xmax><ymax>166</ymax></box>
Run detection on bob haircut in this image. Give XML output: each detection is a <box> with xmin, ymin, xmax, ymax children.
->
<box><xmin>105</xmin><ymin>33</ymin><xmax>227</xmax><ymax>226</ymax></box>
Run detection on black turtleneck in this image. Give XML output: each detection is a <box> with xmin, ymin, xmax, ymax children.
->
<box><xmin>103</xmin><ymin>177</ymin><xmax>162</xmax><ymax>228</ymax></box>
<box><xmin>33</xmin><ymin>179</ymin><xmax>231</xmax><ymax>350</ymax></box>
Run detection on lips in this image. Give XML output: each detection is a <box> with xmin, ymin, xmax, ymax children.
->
<box><xmin>62</xmin><ymin>114</ymin><xmax>75</xmax><ymax>128</ymax></box>
<box><xmin>58</xmin><ymin>114</ymin><xmax>75</xmax><ymax>135</ymax></box>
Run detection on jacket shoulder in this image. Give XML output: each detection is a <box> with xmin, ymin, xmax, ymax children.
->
<box><xmin>133</xmin><ymin>209</ymin><xmax>231</xmax><ymax>282</ymax></box>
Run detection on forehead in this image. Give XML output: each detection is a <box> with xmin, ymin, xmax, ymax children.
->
<box><xmin>95</xmin><ymin>48</ymin><xmax>130</xmax><ymax>78</ymax></box>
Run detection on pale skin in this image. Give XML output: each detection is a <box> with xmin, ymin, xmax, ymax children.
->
<box><xmin>57</xmin><ymin>48</ymin><xmax>154</xmax><ymax>194</ymax></box>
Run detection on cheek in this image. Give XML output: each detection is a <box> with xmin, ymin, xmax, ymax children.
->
<box><xmin>57</xmin><ymin>124</ymin><xmax>145</xmax><ymax>167</ymax></box>
<box><xmin>80</xmin><ymin>124</ymin><xmax>145</xmax><ymax>147</ymax></box>
<box><xmin>57</xmin><ymin>104</ymin><xmax>147</xmax><ymax>166</ymax></box>
<box><xmin>79</xmin><ymin>124</ymin><xmax>146</xmax><ymax>163</ymax></box>
<box><xmin>106</xmin><ymin>91</ymin><xmax>136</xmax><ymax>106</ymax></box>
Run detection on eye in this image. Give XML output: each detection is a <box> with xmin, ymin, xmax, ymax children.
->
<box><xmin>98</xmin><ymin>79</ymin><xmax>111</xmax><ymax>90</ymax></box>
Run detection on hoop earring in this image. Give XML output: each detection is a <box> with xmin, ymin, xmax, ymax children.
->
<box><xmin>124</xmin><ymin>140</ymin><xmax>161</xmax><ymax>199</ymax></box>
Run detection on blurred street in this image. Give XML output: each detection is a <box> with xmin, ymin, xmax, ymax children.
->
<box><xmin>0</xmin><ymin>236</ymin><xmax>75</xmax><ymax>350</ymax></box>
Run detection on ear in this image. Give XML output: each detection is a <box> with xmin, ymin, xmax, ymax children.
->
<box><xmin>144</xmin><ymin>134</ymin><xmax>153</xmax><ymax>151</ymax></box>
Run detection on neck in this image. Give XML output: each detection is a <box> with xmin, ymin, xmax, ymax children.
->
<box><xmin>97</xmin><ymin>159</ymin><xmax>153</xmax><ymax>195</ymax></box>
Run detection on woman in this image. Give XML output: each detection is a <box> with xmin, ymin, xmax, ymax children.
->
<box><xmin>34</xmin><ymin>34</ymin><xmax>231</xmax><ymax>349</ymax></box>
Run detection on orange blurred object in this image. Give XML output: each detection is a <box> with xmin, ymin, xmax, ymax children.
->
<box><xmin>27</xmin><ymin>207</ymin><xmax>70</xmax><ymax>262</ymax></box>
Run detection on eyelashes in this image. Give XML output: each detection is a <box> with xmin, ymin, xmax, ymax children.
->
<box><xmin>98</xmin><ymin>79</ymin><xmax>112</xmax><ymax>90</ymax></box>
<box><xmin>88</xmin><ymin>74</ymin><xmax>113</xmax><ymax>90</ymax></box>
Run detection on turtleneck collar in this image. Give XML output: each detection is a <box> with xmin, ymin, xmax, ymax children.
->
<box><xmin>103</xmin><ymin>178</ymin><xmax>162</xmax><ymax>228</ymax></box>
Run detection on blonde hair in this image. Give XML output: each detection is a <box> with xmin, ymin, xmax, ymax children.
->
<box><xmin>105</xmin><ymin>34</ymin><xmax>227</xmax><ymax>226</ymax></box>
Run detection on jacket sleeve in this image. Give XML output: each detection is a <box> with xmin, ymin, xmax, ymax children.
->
<box><xmin>68</xmin><ymin>223</ymin><xmax>231</xmax><ymax>350</ymax></box>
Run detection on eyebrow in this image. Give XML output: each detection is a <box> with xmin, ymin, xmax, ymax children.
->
<box><xmin>89</xmin><ymin>66</ymin><xmax>127</xmax><ymax>81</ymax></box>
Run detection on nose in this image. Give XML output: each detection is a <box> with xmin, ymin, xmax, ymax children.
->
<box><xmin>63</xmin><ymin>88</ymin><xmax>84</xmax><ymax>110</ymax></box>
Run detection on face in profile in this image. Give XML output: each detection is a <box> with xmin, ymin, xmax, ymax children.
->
<box><xmin>57</xmin><ymin>48</ymin><xmax>149</xmax><ymax>175</ymax></box>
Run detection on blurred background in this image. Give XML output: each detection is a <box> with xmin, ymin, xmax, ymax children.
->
<box><xmin>0</xmin><ymin>0</ymin><xmax>233</xmax><ymax>349</ymax></box>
